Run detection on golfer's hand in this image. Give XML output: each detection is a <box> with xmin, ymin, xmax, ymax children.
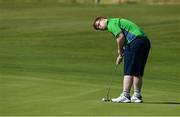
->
<box><xmin>116</xmin><ymin>54</ymin><xmax>123</xmax><ymax>65</ymax></box>
<box><xmin>118</xmin><ymin>49</ymin><xmax>124</xmax><ymax>57</ymax></box>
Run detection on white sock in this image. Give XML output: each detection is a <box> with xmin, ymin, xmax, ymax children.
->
<box><xmin>134</xmin><ymin>90</ymin><xmax>141</xmax><ymax>97</ymax></box>
<box><xmin>122</xmin><ymin>91</ymin><xmax>130</xmax><ymax>97</ymax></box>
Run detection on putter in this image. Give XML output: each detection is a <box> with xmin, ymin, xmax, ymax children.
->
<box><xmin>102</xmin><ymin>64</ymin><xmax>118</xmax><ymax>102</ymax></box>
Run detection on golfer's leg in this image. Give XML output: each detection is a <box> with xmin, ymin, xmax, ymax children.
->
<box><xmin>131</xmin><ymin>76</ymin><xmax>143</xmax><ymax>103</ymax></box>
<box><xmin>111</xmin><ymin>75</ymin><xmax>132</xmax><ymax>103</ymax></box>
<box><xmin>123</xmin><ymin>75</ymin><xmax>133</xmax><ymax>93</ymax></box>
<box><xmin>133</xmin><ymin>76</ymin><xmax>142</xmax><ymax>92</ymax></box>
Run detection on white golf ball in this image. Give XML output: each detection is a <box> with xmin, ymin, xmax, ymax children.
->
<box><xmin>102</xmin><ymin>97</ymin><xmax>105</xmax><ymax>101</ymax></box>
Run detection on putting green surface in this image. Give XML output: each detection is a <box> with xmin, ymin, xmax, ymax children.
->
<box><xmin>0</xmin><ymin>2</ymin><xmax>180</xmax><ymax>116</ymax></box>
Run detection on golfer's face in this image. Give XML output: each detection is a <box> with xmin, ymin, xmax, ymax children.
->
<box><xmin>96</xmin><ymin>19</ymin><xmax>106</xmax><ymax>30</ymax></box>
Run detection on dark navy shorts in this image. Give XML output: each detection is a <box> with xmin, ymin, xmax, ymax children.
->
<box><xmin>124</xmin><ymin>37</ymin><xmax>151</xmax><ymax>77</ymax></box>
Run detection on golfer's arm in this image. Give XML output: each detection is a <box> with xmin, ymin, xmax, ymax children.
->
<box><xmin>116</xmin><ymin>33</ymin><xmax>125</xmax><ymax>56</ymax></box>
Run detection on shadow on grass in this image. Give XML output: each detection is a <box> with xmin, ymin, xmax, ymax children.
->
<box><xmin>145</xmin><ymin>102</ymin><xmax>180</xmax><ymax>105</ymax></box>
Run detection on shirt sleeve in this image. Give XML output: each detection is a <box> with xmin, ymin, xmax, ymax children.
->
<box><xmin>108</xmin><ymin>22</ymin><xmax>122</xmax><ymax>38</ymax></box>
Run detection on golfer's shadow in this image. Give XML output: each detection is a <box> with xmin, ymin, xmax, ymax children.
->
<box><xmin>145</xmin><ymin>102</ymin><xmax>180</xmax><ymax>105</ymax></box>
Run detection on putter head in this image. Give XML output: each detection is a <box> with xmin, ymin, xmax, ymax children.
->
<box><xmin>101</xmin><ymin>97</ymin><xmax>111</xmax><ymax>102</ymax></box>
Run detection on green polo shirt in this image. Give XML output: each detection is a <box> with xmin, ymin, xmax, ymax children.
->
<box><xmin>107</xmin><ymin>18</ymin><xmax>146</xmax><ymax>45</ymax></box>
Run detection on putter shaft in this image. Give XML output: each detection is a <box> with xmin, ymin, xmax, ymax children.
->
<box><xmin>106</xmin><ymin>64</ymin><xmax>118</xmax><ymax>101</ymax></box>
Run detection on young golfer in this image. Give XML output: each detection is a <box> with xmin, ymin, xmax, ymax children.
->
<box><xmin>93</xmin><ymin>17</ymin><xmax>151</xmax><ymax>103</ymax></box>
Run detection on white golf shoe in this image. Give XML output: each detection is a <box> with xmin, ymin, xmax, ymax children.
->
<box><xmin>111</xmin><ymin>94</ymin><xmax>131</xmax><ymax>103</ymax></box>
<box><xmin>131</xmin><ymin>95</ymin><xmax>143</xmax><ymax>103</ymax></box>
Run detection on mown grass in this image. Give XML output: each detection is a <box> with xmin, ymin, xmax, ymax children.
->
<box><xmin>0</xmin><ymin>2</ymin><xmax>180</xmax><ymax>116</ymax></box>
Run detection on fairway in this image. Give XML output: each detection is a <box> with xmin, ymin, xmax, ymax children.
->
<box><xmin>0</xmin><ymin>2</ymin><xmax>180</xmax><ymax>116</ymax></box>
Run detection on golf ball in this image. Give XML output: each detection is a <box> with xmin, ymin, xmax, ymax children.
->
<box><xmin>102</xmin><ymin>98</ymin><xmax>105</xmax><ymax>101</ymax></box>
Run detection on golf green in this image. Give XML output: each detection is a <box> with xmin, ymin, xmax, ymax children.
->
<box><xmin>0</xmin><ymin>2</ymin><xmax>180</xmax><ymax>116</ymax></box>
